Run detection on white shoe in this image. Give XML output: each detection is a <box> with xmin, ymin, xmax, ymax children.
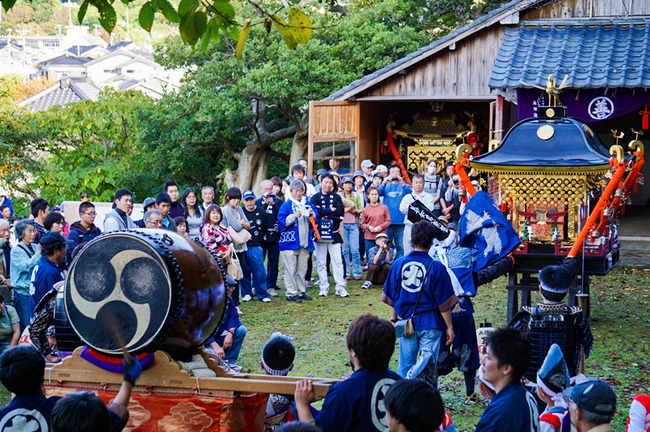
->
<box><xmin>267</xmin><ymin>288</ymin><xmax>279</xmax><ymax>297</ymax></box>
<box><xmin>361</xmin><ymin>281</ymin><xmax>372</xmax><ymax>289</ymax></box>
<box><xmin>261</xmin><ymin>297</ymin><xmax>271</xmax><ymax>303</ymax></box>
<box><xmin>319</xmin><ymin>288</ymin><xmax>329</xmax><ymax>297</ymax></box>
<box><xmin>336</xmin><ymin>288</ymin><xmax>350</xmax><ymax>297</ymax></box>
<box><xmin>242</xmin><ymin>294</ymin><xmax>252</xmax><ymax>302</ymax></box>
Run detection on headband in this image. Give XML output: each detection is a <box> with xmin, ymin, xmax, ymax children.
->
<box><xmin>261</xmin><ymin>332</ymin><xmax>294</xmax><ymax>376</ymax></box>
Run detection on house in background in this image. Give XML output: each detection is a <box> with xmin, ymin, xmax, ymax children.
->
<box><xmin>84</xmin><ymin>49</ymin><xmax>161</xmax><ymax>84</ymax></box>
<box><xmin>38</xmin><ymin>53</ymin><xmax>92</xmax><ymax>79</ymax></box>
<box><xmin>16</xmin><ymin>76</ymin><xmax>101</xmax><ymax>111</ymax></box>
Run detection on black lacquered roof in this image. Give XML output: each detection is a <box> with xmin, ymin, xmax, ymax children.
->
<box><xmin>471</xmin><ymin>116</ymin><xmax>611</xmax><ymax>170</ymax></box>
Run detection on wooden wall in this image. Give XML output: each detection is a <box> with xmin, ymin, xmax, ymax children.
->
<box><xmin>360</xmin><ymin>25</ymin><xmax>505</xmax><ymax>99</ymax></box>
<box><xmin>522</xmin><ymin>0</ymin><xmax>650</xmax><ymax>19</ymax></box>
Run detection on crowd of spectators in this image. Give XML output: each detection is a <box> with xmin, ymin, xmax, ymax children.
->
<box><xmin>0</xmin><ymin>156</ymin><xmax>643</xmax><ymax>432</ymax></box>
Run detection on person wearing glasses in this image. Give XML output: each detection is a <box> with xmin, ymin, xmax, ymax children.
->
<box><xmin>66</xmin><ymin>201</ymin><xmax>102</xmax><ymax>265</ymax></box>
<box><xmin>143</xmin><ymin>209</ymin><xmax>164</xmax><ymax>229</ymax></box>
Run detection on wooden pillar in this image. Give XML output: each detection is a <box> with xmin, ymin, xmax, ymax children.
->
<box><xmin>494</xmin><ymin>95</ymin><xmax>505</xmax><ymax>141</ymax></box>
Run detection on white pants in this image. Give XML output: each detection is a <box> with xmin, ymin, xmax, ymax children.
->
<box><xmin>280</xmin><ymin>248</ymin><xmax>309</xmax><ymax>296</ymax></box>
<box><xmin>315</xmin><ymin>242</ymin><xmax>346</xmax><ymax>292</ymax></box>
<box><xmin>403</xmin><ymin>223</ymin><xmax>413</xmax><ymax>256</ymax></box>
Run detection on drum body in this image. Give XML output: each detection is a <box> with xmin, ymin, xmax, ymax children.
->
<box><xmin>54</xmin><ymin>289</ymin><xmax>84</xmax><ymax>353</ymax></box>
<box><xmin>65</xmin><ymin>230</ymin><xmax>227</xmax><ymax>357</ymax></box>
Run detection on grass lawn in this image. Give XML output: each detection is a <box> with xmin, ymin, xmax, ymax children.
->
<box><xmin>1</xmin><ymin>267</ymin><xmax>647</xmax><ymax>431</ymax></box>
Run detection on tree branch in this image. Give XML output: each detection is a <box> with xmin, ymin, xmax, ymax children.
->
<box><xmin>271</xmin><ymin>98</ymin><xmax>301</xmax><ymax>132</ymax></box>
<box><xmin>268</xmin><ymin>149</ymin><xmax>290</xmax><ymax>161</ymax></box>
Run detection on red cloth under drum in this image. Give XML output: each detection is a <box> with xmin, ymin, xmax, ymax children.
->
<box><xmin>43</xmin><ymin>385</ymin><xmax>269</xmax><ymax>432</ymax></box>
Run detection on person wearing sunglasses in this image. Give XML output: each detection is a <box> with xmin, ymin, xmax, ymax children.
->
<box><xmin>66</xmin><ymin>201</ymin><xmax>102</xmax><ymax>265</ymax></box>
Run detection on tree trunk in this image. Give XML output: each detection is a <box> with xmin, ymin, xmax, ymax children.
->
<box><xmin>288</xmin><ymin>116</ymin><xmax>309</xmax><ymax>172</ymax></box>
<box><xmin>224</xmin><ymin>143</ymin><xmax>269</xmax><ymax>193</ymax></box>
<box><xmin>224</xmin><ymin>126</ymin><xmax>295</xmax><ymax>193</ymax></box>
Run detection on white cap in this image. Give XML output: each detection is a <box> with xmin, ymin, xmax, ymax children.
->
<box><xmin>361</xmin><ymin>159</ymin><xmax>375</xmax><ymax>168</ymax></box>
<box><xmin>374</xmin><ymin>164</ymin><xmax>388</xmax><ymax>173</ymax></box>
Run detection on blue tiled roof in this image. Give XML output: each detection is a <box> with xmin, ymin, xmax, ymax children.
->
<box><xmin>40</xmin><ymin>54</ymin><xmax>92</xmax><ymax>67</ymax></box>
<box><xmin>325</xmin><ymin>0</ymin><xmax>540</xmax><ymax>100</ymax></box>
<box><xmin>490</xmin><ymin>21</ymin><xmax>650</xmax><ymax>89</ymax></box>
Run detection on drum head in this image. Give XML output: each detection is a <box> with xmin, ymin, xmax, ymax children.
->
<box><xmin>65</xmin><ymin>233</ymin><xmax>172</xmax><ymax>354</ymax></box>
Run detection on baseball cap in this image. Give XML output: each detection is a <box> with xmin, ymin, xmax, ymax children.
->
<box><xmin>341</xmin><ymin>176</ymin><xmax>353</xmax><ymax>185</ymax></box>
<box><xmin>40</xmin><ymin>232</ymin><xmax>66</xmax><ymax>250</ymax></box>
<box><xmin>375</xmin><ymin>233</ymin><xmax>388</xmax><ymax>240</ymax></box>
<box><xmin>143</xmin><ymin>197</ymin><xmax>156</xmax><ymax>210</ymax></box>
<box><xmin>562</xmin><ymin>379</ymin><xmax>617</xmax><ymax>415</ymax></box>
<box><xmin>243</xmin><ymin>190</ymin><xmax>256</xmax><ymax>200</ymax></box>
<box><xmin>361</xmin><ymin>159</ymin><xmax>375</xmax><ymax>168</ymax></box>
<box><xmin>375</xmin><ymin>164</ymin><xmax>388</xmax><ymax>173</ymax></box>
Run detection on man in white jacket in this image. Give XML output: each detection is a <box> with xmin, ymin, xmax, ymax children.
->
<box><xmin>399</xmin><ymin>174</ymin><xmax>434</xmax><ymax>255</ymax></box>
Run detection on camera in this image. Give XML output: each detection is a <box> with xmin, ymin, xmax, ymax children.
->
<box><xmin>390</xmin><ymin>177</ymin><xmax>398</xmax><ymax>182</ymax></box>
<box><xmin>453</xmin><ymin>179</ymin><xmax>460</xmax><ymax>186</ymax></box>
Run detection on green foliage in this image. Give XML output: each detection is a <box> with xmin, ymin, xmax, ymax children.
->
<box><xmin>0</xmin><ymin>90</ymin><xmax>156</xmax><ymax>204</ymax></box>
<box><xmin>144</xmin><ymin>0</ymin><xmax>436</xmax><ymax>183</ymax></box>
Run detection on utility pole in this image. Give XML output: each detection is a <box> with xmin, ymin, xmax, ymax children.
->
<box><xmin>126</xmin><ymin>6</ymin><xmax>130</xmax><ymax>41</ymax></box>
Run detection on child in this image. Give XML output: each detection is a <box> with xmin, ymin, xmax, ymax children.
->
<box><xmin>0</xmin><ymin>346</ymin><xmax>141</xmax><ymax>431</ymax></box>
<box><xmin>536</xmin><ymin>344</ymin><xmax>571</xmax><ymax>432</ymax></box>
<box><xmin>262</xmin><ymin>332</ymin><xmax>296</xmax><ymax>431</ymax></box>
<box><xmin>385</xmin><ymin>379</ymin><xmax>457</xmax><ymax>432</ymax></box>
<box><xmin>509</xmin><ymin>262</ymin><xmax>593</xmax><ymax>382</ymax></box>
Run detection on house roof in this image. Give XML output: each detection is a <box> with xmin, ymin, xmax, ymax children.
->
<box><xmin>39</xmin><ymin>53</ymin><xmax>92</xmax><ymax>67</ymax></box>
<box><xmin>66</xmin><ymin>45</ymin><xmax>107</xmax><ymax>57</ymax></box>
<box><xmin>325</xmin><ymin>0</ymin><xmax>542</xmax><ymax>101</ymax></box>
<box><xmin>17</xmin><ymin>77</ymin><xmax>101</xmax><ymax>111</ymax></box>
<box><xmin>84</xmin><ymin>48</ymin><xmax>153</xmax><ymax>68</ymax></box>
<box><xmin>489</xmin><ymin>20</ymin><xmax>650</xmax><ymax>89</ymax></box>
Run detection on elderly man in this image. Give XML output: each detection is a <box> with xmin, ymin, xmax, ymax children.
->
<box><xmin>278</xmin><ymin>180</ymin><xmax>319</xmax><ymax>303</ymax></box>
<box><xmin>201</xmin><ymin>186</ymin><xmax>215</xmax><ymax>213</ymax></box>
<box><xmin>104</xmin><ymin>188</ymin><xmax>136</xmax><ymax>232</ymax></box>
<box><xmin>311</xmin><ymin>174</ymin><xmax>349</xmax><ymax>298</ymax></box>
<box><xmin>143</xmin><ymin>209</ymin><xmax>164</xmax><ymax>228</ymax></box>
<box><xmin>0</xmin><ymin>220</ymin><xmax>11</xmax><ymax>303</ymax></box>
<box><xmin>563</xmin><ymin>379</ymin><xmax>616</xmax><ymax>432</ymax></box>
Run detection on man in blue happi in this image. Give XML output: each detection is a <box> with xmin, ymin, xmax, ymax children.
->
<box><xmin>294</xmin><ymin>314</ymin><xmax>402</xmax><ymax>432</ymax></box>
<box><xmin>381</xmin><ymin>220</ymin><xmax>457</xmax><ymax>387</ymax></box>
<box><xmin>475</xmin><ymin>327</ymin><xmax>540</xmax><ymax>432</ymax></box>
<box><xmin>29</xmin><ymin>232</ymin><xmax>66</xmax><ymax>316</ymax></box>
<box><xmin>432</xmin><ymin>223</ymin><xmax>514</xmax><ymax>403</ymax></box>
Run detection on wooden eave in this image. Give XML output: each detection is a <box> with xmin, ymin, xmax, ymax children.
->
<box><xmin>329</xmin><ymin>0</ymin><xmax>541</xmax><ymax>102</ymax></box>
